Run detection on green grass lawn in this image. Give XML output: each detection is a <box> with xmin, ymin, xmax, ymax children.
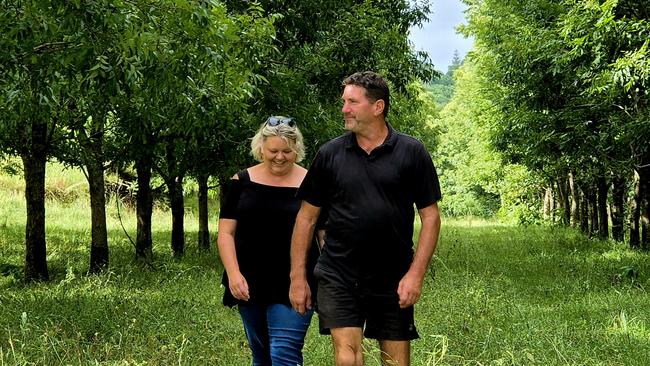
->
<box><xmin>1</xmin><ymin>166</ymin><xmax>649</xmax><ymax>365</ymax></box>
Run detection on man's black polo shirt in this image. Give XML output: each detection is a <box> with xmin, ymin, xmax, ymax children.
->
<box><xmin>298</xmin><ymin>124</ymin><xmax>441</xmax><ymax>285</ymax></box>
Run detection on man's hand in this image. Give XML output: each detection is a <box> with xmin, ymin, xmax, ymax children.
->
<box><xmin>228</xmin><ymin>271</ymin><xmax>250</xmax><ymax>301</ymax></box>
<box><xmin>289</xmin><ymin>202</ymin><xmax>320</xmax><ymax>315</ymax></box>
<box><xmin>397</xmin><ymin>203</ymin><xmax>440</xmax><ymax>308</ymax></box>
<box><xmin>397</xmin><ymin>270</ymin><xmax>424</xmax><ymax>308</ymax></box>
<box><xmin>289</xmin><ymin>277</ymin><xmax>312</xmax><ymax>315</ymax></box>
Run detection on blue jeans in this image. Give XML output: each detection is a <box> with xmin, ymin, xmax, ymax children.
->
<box><xmin>238</xmin><ymin>303</ymin><xmax>313</xmax><ymax>366</ymax></box>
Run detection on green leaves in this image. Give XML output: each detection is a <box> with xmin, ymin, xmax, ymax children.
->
<box><xmin>2</xmin><ymin>0</ymin><xmax>441</xmax><ymax>186</ymax></box>
<box><xmin>461</xmin><ymin>0</ymin><xmax>650</xmax><ymax>186</ymax></box>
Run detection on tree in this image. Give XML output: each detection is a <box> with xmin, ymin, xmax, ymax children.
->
<box><xmin>110</xmin><ymin>0</ymin><xmax>277</xmax><ymax>258</ymax></box>
<box><xmin>0</xmin><ymin>0</ymin><xmax>279</xmax><ymax>277</ymax></box>
<box><xmin>52</xmin><ymin>0</ymin><xmax>144</xmax><ymax>273</ymax></box>
<box><xmin>1</xmin><ymin>0</ymin><xmax>75</xmax><ymax>281</ymax></box>
<box><xmin>432</xmin><ymin>60</ymin><xmax>511</xmax><ymax>218</ymax></box>
<box><xmin>1</xmin><ymin>0</ymin><xmax>445</xmax><ymax>279</ymax></box>
<box><xmin>221</xmin><ymin>0</ymin><xmax>438</xmax><ymax>163</ymax></box>
<box><xmin>460</xmin><ymin>0</ymin><xmax>650</xmax><ymax>242</ymax></box>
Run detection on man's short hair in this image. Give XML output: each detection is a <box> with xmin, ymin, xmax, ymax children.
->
<box><xmin>342</xmin><ymin>71</ymin><xmax>390</xmax><ymax>117</ymax></box>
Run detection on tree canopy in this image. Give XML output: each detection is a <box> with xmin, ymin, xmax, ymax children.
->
<box><xmin>445</xmin><ymin>0</ymin><xmax>650</xmax><ymax>242</ymax></box>
<box><xmin>0</xmin><ymin>0</ymin><xmax>438</xmax><ymax>280</ymax></box>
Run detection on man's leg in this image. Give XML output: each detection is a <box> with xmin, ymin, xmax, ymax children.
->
<box><xmin>379</xmin><ymin>340</ymin><xmax>410</xmax><ymax>366</ymax></box>
<box><xmin>363</xmin><ymin>288</ymin><xmax>418</xmax><ymax>366</ymax></box>
<box><xmin>314</xmin><ymin>266</ymin><xmax>365</xmax><ymax>366</ymax></box>
<box><xmin>331</xmin><ymin>327</ymin><xmax>364</xmax><ymax>366</ymax></box>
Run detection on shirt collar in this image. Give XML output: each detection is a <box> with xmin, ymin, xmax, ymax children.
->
<box><xmin>344</xmin><ymin>123</ymin><xmax>397</xmax><ymax>152</ymax></box>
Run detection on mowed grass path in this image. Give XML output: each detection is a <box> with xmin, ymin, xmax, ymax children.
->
<box><xmin>1</xmin><ymin>182</ymin><xmax>649</xmax><ymax>364</ymax></box>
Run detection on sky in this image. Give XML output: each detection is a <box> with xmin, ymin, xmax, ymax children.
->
<box><xmin>409</xmin><ymin>0</ymin><xmax>474</xmax><ymax>73</ymax></box>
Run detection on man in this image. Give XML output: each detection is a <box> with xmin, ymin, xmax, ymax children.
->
<box><xmin>290</xmin><ymin>71</ymin><xmax>441</xmax><ymax>366</ymax></box>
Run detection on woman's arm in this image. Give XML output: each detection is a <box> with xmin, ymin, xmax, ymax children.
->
<box><xmin>217</xmin><ymin>218</ymin><xmax>249</xmax><ymax>301</ymax></box>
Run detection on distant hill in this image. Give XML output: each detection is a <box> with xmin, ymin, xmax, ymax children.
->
<box><xmin>424</xmin><ymin>50</ymin><xmax>463</xmax><ymax>108</ymax></box>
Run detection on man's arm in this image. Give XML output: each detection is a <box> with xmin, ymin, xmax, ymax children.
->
<box><xmin>289</xmin><ymin>201</ymin><xmax>321</xmax><ymax>315</ymax></box>
<box><xmin>397</xmin><ymin>202</ymin><xmax>441</xmax><ymax>308</ymax></box>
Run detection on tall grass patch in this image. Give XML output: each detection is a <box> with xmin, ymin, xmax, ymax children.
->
<box><xmin>414</xmin><ymin>221</ymin><xmax>650</xmax><ymax>365</ymax></box>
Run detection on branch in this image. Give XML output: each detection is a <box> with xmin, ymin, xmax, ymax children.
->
<box><xmin>265</xmin><ymin>58</ymin><xmax>312</xmax><ymax>73</ymax></box>
<box><xmin>33</xmin><ymin>41</ymin><xmax>73</xmax><ymax>53</ymax></box>
<box><xmin>115</xmin><ymin>195</ymin><xmax>137</xmax><ymax>250</ymax></box>
<box><xmin>17</xmin><ymin>41</ymin><xmax>78</xmax><ymax>61</ymax></box>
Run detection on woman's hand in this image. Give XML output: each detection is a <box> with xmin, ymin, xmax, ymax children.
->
<box><xmin>228</xmin><ymin>271</ymin><xmax>250</xmax><ymax>301</ymax></box>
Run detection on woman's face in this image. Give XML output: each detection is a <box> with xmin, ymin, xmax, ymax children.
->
<box><xmin>261</xmin><ymin>135</ymin><xmax>297</xmax><ymax>175</ymax></box>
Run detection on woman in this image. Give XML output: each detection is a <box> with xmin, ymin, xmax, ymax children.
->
<box><xmin>217</xmin><ymin>116</ymin><xmax>318</xmax><ymax>366</ymax></box>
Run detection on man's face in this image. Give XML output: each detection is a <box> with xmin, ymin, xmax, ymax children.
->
<box><xmin>341</xmin><ymin>84</ymin><xmax>379</xmax><ymax>132</ymax></box>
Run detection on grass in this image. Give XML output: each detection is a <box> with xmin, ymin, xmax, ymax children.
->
<box><xmin>415</xmin><ymin>222</ymin><xmax>650</xmax><ymax>365</ymax></box>
<box><xmin>1</xmin><ymin>164</ymin><xmax>649</xmax><ymax>365</ymax></box>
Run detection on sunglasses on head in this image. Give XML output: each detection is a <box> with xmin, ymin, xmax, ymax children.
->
<box><xmin>265</xmin><ymin>116</ymin><xmax>295</xmax><ymax>127</ymax></box>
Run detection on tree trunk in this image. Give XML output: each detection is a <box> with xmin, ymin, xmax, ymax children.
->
<box><xmin>554</xmin><ymin>182</ymin><xmax>563</xmax><ymax>223</ymax></box>
<box><xmin>551</xmin><ymin>186</ymin><xmax>557</xmax><ymax>222</ymax></box>
<box><xmin>588</xmin><ymin>187</ymin><xmax>599</xmax><ymax>237</ymax></box>
<box><xmin>556</xmin><ymin>177</ymin><xmax>570</xmax><ymax>225</ymax></box>
<box><xmin>629</xmin><ymin>170</ymin><xmax>641</xmax><ymax>248</ymax></box>
<box><xmin>542</xmin><ymin>187</ymin><xmax>549</xmax><ymax>219</ymax></box>
<box><xmin>168</xmin><ymin>176</ymin><xmax>185</xmax><ymax>257</ymax></box>
<box><xmin>135</xmin><ymin>155</ymin><xmax>153</xmax><ymax>260</ymax></box>
<box><xmin>610</xmin><ymin>175</ymin><xmax>626</xmax><ymax>242</ymax></box>
<box><xmin>164</xmin><ymin>142</ymin><xmax>185</xmax><ymax>257</ymax></box>
<box><xmin>597</xmin><ymin>176</ymin><xmax>609</xmax><ymax>240</ymax></box>
<box><xmin>197</xmin><ymin>173</ymin><xmax>211</xmax><ymax>251</ymax></box>
<box><xmin>80</xmin><ymin>119</ymin><xmax>109</xmax><ymax>274</ymax></box>
<box><xmin>580</xmin><ymin>190</ymin><xmax>589</xmax><ymax>234</ymax></box>
<box><xmin>543</xmin><ymin>186</ymin><xmax>553</xmax><ymax>221</ymax></box>
<box><xmin>569</xmin><ymin>171</ymin><xmax>580</xmax><ymax>227</ymax></box>
<box><xmin>21</xmin><ymin>152</ymin><xmax>49</xmax><ymax>282</ymax></box>
<box><xmin>87</xmin><ymin>158</ymin><xmax>108</xmax><ymax>273</ymax></box>
<box><xmin>640</xmin><ymin>169</ymin><xmax>649</xmax><ymax>250</ymax></box>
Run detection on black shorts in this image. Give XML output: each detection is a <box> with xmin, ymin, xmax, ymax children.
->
<box><xmin>314</xmin><ymin>265</ymin><xmax>419</xmax><ymax>341</ymax></box>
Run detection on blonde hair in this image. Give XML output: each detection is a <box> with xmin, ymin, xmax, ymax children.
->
<box><xmin>250</xmin><ymin>120</ymin><xmax>305</xmax><ymax>163</ymax></box>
